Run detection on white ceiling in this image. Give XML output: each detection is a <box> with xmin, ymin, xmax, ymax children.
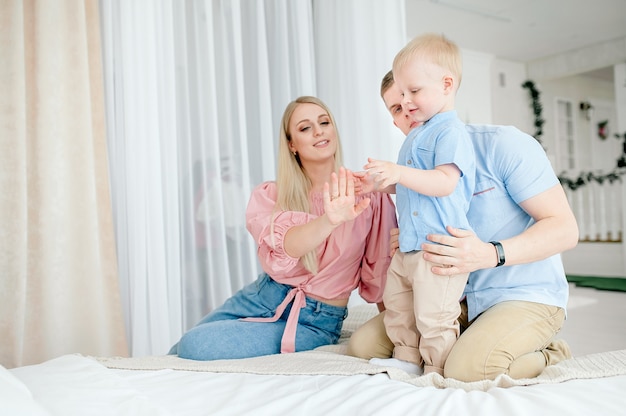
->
<box><xmin>405</xmin><ymin>0</ymin><xmax>626</xmax><ymax>80</ymax></box>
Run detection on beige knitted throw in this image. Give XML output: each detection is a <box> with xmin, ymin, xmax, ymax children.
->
<box><xmin>95</xmin><ymin>306</ymin><xmax>626</xmax><ymax>392</ymax></box>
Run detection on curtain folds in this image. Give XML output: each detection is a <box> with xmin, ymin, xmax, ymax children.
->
<box><xmin>0</xmin><ymin>0</ymin><xmax>127</xmax><ymax>368</ymax></box>
<box><xmin>100</xmin><ymin>0</ymin><xmax>405</xmax><ymax>356</ymax></box>
<box><xmin>100</xmin><ymin>0</ymin><xmax>319</xmax><ymax>356</ymax></box>
<box><xmin>314</xmin><ymin>0</ymin><xmax>407</xmax><ymax>171</ymax></box>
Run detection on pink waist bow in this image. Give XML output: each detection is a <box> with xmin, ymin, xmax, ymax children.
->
<box><xmin>240</xmin><ymin>286</ymin><xmax>306</xmax><ymax>353</ymax></box>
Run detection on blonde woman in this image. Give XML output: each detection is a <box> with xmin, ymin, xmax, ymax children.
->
<box><xmin>170</xmin><ymin>96</ymin><xmax>397</xmax><ymax>360</ymax></box>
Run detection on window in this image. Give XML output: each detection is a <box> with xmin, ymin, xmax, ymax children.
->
<box><xmin>555</xmin><ymin>98</ymin><xmax>576</xmax><ymax>171</ymax></box>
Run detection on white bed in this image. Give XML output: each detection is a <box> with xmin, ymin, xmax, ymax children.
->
<box><xmin>6</xmin><ymin>305</ymin><xmax>626</xmax><ymax>416</ymax></box>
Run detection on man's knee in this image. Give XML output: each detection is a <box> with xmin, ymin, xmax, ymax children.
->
<box><xmin>444</xmin><ymin>345</ymin><xmax>509</xmax><ymax>382</ymax></box>
<box><xmin>347</xmin><ymin>340</ymin><xmax>393</xmax><ymax>360</ymax></box>
<box><xmin>346</xmin><ymin>340</ymin><xmax>368</xmax><ymax>359</ymax></box>
<box><xmin>346</xmin><ymin>314</ymin><xmax>393</xmax><ymax>360</ymax></box>
<box><xmin>347</xmin><ymin>329</ymin><xmax>378</xmax><ymax>359</ymax></box>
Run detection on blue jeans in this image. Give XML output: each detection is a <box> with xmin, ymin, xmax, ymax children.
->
<box><xmin>169</xmin><ymin>273</ymin><xmax>347</xmax><ymax>360</ymax></box>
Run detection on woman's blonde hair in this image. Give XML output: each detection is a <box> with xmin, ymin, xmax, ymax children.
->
<box><xmin>274</xmin><ymin>96</ymin><xmax>343</xmax><ymax>273</ymax></box>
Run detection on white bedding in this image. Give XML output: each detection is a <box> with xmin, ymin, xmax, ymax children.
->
<box><xmin>6</xmin><ymin>304</ymin><xmax>626</xmax><ymax>415</ymax></box>
<box><xmin>7</xmin><ymin>353</ymin><xmax>626</xmax><ymax>416</ymax></box>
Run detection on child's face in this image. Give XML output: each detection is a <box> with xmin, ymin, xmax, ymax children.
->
<box><xmin>394</xmin><ymin>60</ymin><xmax>453</xmax><ymax>124</ymax></box>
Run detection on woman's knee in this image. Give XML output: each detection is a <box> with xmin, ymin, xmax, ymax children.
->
<box><xmin>182</xmin><ymin>319</ymin><xmax>291</xmax><ymax>360</ymax></box>
<box><xmin>176</xmin><ymin>328</ymin><xmax>211</xmax><ymax>360</ymax></box>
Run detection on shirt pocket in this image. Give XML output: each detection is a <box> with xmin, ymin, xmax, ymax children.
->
<box><xmin>470</xmin><ymin>179</ymin><xmax>512</xmax><ymax>227</ymax></box>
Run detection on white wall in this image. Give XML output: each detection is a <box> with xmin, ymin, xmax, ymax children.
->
<box><xmin>455</xmin><ymin>50</ymin><xmax>494</xmax><ymax>124</ymax></box>
<box><xmin>490</xmin><ymin>58</ymin><xmax>534</xmax><ymax>134</ymax></box>
<box><xmin>562</xmin><ymin>243</ymin><xmax>625</xmax><ymax>277</ymax></box>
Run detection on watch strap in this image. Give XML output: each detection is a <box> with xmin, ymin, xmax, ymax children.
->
<box><xmin>489</xmin><ymin>241</ymin><xmax>506</xmax><ymax>267</ymax></box>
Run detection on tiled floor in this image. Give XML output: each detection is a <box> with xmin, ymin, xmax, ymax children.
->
<box><xmin>558</xmin><ymin>283</ymin><xmax>626</xmax><ymax>357</ymax></box>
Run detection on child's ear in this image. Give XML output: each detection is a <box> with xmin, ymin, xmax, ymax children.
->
<box><xmin>442</xmin><ymin>75</ymin><xmax>454</xmax><ymax>94</ymax></box>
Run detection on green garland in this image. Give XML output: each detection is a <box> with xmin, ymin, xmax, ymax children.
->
<box><xmin>521</xmin><ymin>80</ymin><xmax>626</xmax><ymax>190</ymax></box>
<box><xmin>521</xmin><ymin>80</ymin><xmax>545</xmax><ymax>144</ymax></box>
<box><xmin>558</xmin><ymin>167</ymin><xmax>626</xmax><ymax>190</ymax></box>
<box><xmin>559</xmin><ymin>133</ymin><xmax>626</xmax><ymax>190</ymax></box>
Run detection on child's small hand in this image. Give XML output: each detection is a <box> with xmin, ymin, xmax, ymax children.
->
<box><xmin>364</xmin><ymin>158</ymin><xmax>401</xmax><ymax>189</ymax></box>
<box><xmin>353</xmin><ymin>171</ymin><xmax>376</xmax><ymax>195</ymax></box>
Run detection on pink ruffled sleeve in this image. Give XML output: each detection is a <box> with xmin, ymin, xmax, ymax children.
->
<box><xmin>357</xmin><ymin>192</ymin><xmax>398</xmax><ymax>303</ymax></box>
<box><xmin>245</xmin><ymin>182</ymin><xmax>314</xmax><ymax>276</ymax></box>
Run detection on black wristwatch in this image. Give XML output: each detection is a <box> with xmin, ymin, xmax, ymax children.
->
<box><xmin>489</xmin><ymin>241</ymin><xmax>506</xmax><ymax>267</ymax></box>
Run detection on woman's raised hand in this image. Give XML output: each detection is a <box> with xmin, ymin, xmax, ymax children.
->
<box><xmin>324</xmin><ymin>167</ymin><xmax>371</xmax><ymax>226</ymax></box>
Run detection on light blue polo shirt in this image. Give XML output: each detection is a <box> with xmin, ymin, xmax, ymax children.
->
<box><xmin>463</xmin><ymin>124</ymin><xmax>569</xmax><ymax>321</ymax></box>
<box><xmin>396</xmin><ymin>110</ymin><xmax>475</xmax><ymax>253</ymax></box>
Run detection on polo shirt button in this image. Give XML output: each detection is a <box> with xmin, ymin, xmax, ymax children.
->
<box><xmin>412</xmin><ymin>211</ymin><xmax>418</xmax><ymax>216</ymax></box>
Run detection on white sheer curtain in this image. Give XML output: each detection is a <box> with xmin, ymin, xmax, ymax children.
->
<box><xmin>314</xmin><ymin>0</ymin><xmax>407</xmax><ymax>170</ymax></box>
<box><xmin>100</xmin><ymin>0</ymin><xmax>405</xmax><ymax>356</ymax></box>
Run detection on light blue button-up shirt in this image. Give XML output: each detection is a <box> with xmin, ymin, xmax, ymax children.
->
<box><xmin>396</xmin><ymin>110</ymin><xmax>475</xmax><ymax>253</ymax></box>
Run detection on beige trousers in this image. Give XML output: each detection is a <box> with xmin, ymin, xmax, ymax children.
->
<box><xmin>347</xmin><ymin>296</ymin><xmax>568</xmax><ymax>381</ymax></box>
<box><xmin>383</xmin><ymin>251</ymin><xmax>469</xmax><ymax>375</ymax></box>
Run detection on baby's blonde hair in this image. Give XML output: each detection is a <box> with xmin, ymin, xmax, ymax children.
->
<box><xmin>393</xmin><ymin>33</ymin><xmax>462</xmax><ymax>89</ymax></box>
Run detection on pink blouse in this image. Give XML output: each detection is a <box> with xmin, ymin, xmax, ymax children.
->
<box><xmin>243</xmin><ymin>181</ymin><xmax>398</xmax><ymax>353</ymax></box>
